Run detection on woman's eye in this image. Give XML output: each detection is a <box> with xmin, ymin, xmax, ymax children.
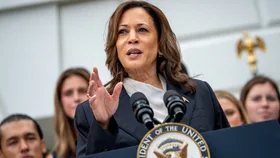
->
<box><xmin>64</xmin><ymin>90</ymin><xmax>73</xmax><ymax>96</ymax></box>
<box><xmin>225</xmin><ymin>110</ymin><xmax>234</xmax><ymax>116</ymax></box>
<box><xmin>266</xmin><ymin>95</ymin><xmax>277</xmax><ymax>101</ymax></box>
<box><xmin>138</xmin><ymin>28</ymin><xmax>148</xmax><ymax>32</ymax></box>
<box><xmin>118</xmin><ymin>29</ymin><xmax>128</xmax><ymax>34</ymax></box>
<box><xmin>252</xmin><ymin>96</ymin><xmax>261</xmax><ymax>102</ymax></box>
<box><xmin>79</xmin><ymin>88</ymin><xmax>87</xmax><ymax>94</ymax></box>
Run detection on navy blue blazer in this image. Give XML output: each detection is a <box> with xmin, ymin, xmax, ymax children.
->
<box><xmin>74</xmin><ymin>79</ymin><xmax>230</xmax><ymax>157</ymax></box>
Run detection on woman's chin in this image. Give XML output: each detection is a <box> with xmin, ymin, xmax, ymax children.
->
<box><xmin>125</xmin><ymin>64</ymin><xmax>146</xmax><ymax>72</ymax></box>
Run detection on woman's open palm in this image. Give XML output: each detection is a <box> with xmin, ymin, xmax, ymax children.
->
<box><xmin>87</xmin><ymin>67</ymin><xmax>123</xmax><ymax>126</ymax></box>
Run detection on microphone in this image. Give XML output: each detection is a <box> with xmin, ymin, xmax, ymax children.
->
<box><xmin>163</xmin><ymin>90</ymin><xmax>186</xmax><ymax>122</ymax></box>
<box><xmin>130</xmin><ymin>92</ymin><xmax>155</xmax><ymax>130</ymax></box>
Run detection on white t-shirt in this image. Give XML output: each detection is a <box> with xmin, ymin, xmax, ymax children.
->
<box><xmin>123</xmin><ymin>75</ymin><xmax>168</xmax><ymax>123</ymax></box>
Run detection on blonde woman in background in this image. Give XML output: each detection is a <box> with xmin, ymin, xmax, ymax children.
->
<box><xmin>47</xmin><ymin>67</ymin><xmax>90</xmax><ymax>158</ymax></box>
<box><xmin>215</xmin><ymin>90</ymin><xmax>250</xmax><ymax>127</ymax></box>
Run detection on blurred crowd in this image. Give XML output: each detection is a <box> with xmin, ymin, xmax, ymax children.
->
<box><xmin>0</xmin><ymin>66</ymin><xmax>278</xmax><ymax>158</ymax></box>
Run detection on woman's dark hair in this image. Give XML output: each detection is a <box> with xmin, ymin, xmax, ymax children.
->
<box><xmin>104</xmin><ymin>0</ymin><xmax>196</xmax><ymax>94</ymax></box>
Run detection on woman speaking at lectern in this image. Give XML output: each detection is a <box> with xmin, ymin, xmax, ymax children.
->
<box><xmin>74</xmin><ymin>1</ymin><xmax>230</xmax><ymax>157</ymax></box>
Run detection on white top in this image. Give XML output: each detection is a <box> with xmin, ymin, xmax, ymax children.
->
<box><xmin>123</xmin><ymin>75</ymin><xmax>168</xmax><ymax>123</ymax></box>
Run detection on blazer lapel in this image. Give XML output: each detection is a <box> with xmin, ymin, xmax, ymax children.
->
<box><xmin>114</xmin><ymin>88</ymin><xmax>149</xmax><ymax>141</ymax></box>
<box><xmin>166</xmin><ymin>83</ymin><xmax>195</xmax><ymax>125</ymax></box>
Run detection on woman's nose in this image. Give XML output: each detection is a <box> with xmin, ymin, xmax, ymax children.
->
<box><xmin>260</xmin><ymin>98</ymin><xmax>269</xmax><ymax>108</ymax></box>
<box><xmin>128</xmin><ymin>31</ymin><xmax>139</xmax><ymax>44</ymax></box>
<box><xmin>74</xmin><ymin>92</ymin><xmax>81</xmax><ymax>103</ymax></box>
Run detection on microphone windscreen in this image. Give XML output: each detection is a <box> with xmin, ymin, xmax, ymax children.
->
<box><xmin>130</xmin><ymin>92</ymin><xmax>149</xmax><ymax>107</ymax></box>
<box><xmin>163</xmin><ymin>90</ymin><xmax>180</xmax><ymax>104</ymax></box>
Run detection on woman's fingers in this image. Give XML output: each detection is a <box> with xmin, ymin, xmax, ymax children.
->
<box><xmin>89</xmin><ymin>94</ymin><xmax>96</xmax><ymax>105</ymax></box>
<box><xmin>93</xmin><ymin>67</ymin><xmax>103</xmax><ymax>87</ymax></box>
<box><xmin>87</xmin><ymin>81</ymin><xmax>94</xmax><ymax>97</ymax></box>
<box><xmin>90</xmin><ymin>67</ymin><xmax>98</xmax><ymax>83</ymax></box>
<box><xmin>90</xmin><ymin>72</ymin><xmax>94</xmax><ymax>83</ymax></box>
<box><xmin>87</xmin><ymin>80</ymin><xmax>98</xmax><ymax>97</ymax></box>
<box><xmin>90</xmin><ymin>67</ymin><xmax>103</xmax><ymax>88</ymax></box>
<box><xmin>92</xmin><ymin>81</ymin><xmax>98</xmax><ymax>92</ymax></box>
<box><xmin>90</xmin><ymin>67</ymin><xmax>95</xmax><ymax>81</ymax></box>
<box><xmin>112</xmin><ymin>82</ymin><xmax>123</xmax><ymax>101</ymax></box>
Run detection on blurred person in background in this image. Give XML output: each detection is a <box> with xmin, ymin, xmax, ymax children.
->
<box><xmin>240</xmin><ymin>75</ymin><xmax>280</xmax><ymax>123</ymax></box>
<box><xmin>47</xmin><ymin>67</ymin><xmax>90</xmax><ymax>158</ymax></box>
<box><xmin>215</xmin><ymin>90</ymin><xmax>250</xmax><ymax>127</ymax></box>
<box><xmin>0</xmin><ymin>114</ymin><xmax>47</xmax><ymax>158</ymax></box>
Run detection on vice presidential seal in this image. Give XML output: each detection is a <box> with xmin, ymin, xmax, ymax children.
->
<box><xmin>137</xmin><ymin>123</ymin><xmax>210</xmax><ymax>158</ymax></box>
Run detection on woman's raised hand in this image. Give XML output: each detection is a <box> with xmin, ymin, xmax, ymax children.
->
<box><xmin>87</xmin><ymin>67</ymin><xmax>123</xmax><ymax>129</ymax></box>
